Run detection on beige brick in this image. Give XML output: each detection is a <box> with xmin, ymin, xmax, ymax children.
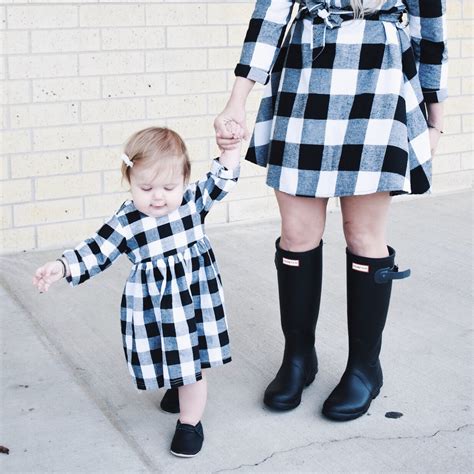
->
<box><xmin>79</xmin><ymin>51</ymin><xmax>144</xmax><ymax>76</ymax></box>
<box><xmin>445</xmin><ymin>95</ymin><xmax>473</xmax><ymax>115</ymax></box>
<box><xmin>167</xmin><ymin>26</ymin><xmax>227</xmax><ymax>48</ymax></box>
<box><xmin>147</xmin><ymin>95</ymin><xmax>207</xmax><ymax>119</ymax></box>
<box><xmin>226</xmin><ymin>176</ymin><xmax>268</xmax><ymax>201</ymax></box>
<box><xmin>208</xmin><ymin>48</ymin><xmax>241</xmax><ymax>70</ymax></box>
<box><xmin>81</xmin><ymin>98</ymin><xmax>145</xmax><ymax>124</ymax></box>
<box><xmin>436</xmin><ymin>132</ymin><xmax>473</xmax><ymax>154</ymax></box>
<box><xmin>0</xmin><ymin>227</ymin><xmax>35</xmax><ymax>254</ymax></box>
<box><xmin>204</xmin><ymin>201</ymin><xmax>228</xmax><ymax>225</ymax></box>
<box><xmin>444</xmin><ymin>115</ymin><xmax>462</xmax><ymax>135</ymax></box>
<box><xmin>84</xmin><ymin>193</ymin><xmax>129</xmax><ymax>218</ymax></box>
<box><xmin>32</xmin><ymin>29</ymin><xmax>100</xmax><ymax>54</ymax></box>
<box><xmin>33</xmin><ymin>125</ymin><xmax>101</xmax><ymax>152</ymax></box>
<box><xmin>0</xmin><ymin>155</ymin><xmax>8</xmax><ymax>180</ymax></box>
<box><xmin>228</xmin><ymin>25</ymin><xmax>247</xmax><ymax>47</ymax></box>
<box><xmin>104</xmin><ymin>169</ymin><xmax>128</xmax><ymax>193</ymax></box>
<box><xmin>462</xmin><ymin>76</ymin><xmax>473</xmax><ymax>95</ymax></box>
<box><xmin>10</xmin><ymin>103</ymin><xmax>79</xmax><ymax>129</ymax></box>
<box><xmin>239</xmin><ymin>159</ymin><xmax>266</xmax><ymax>178</ymax></box>
<box><xmin>461</xmin><ymin>38</ymin><xmax>473</xmax><ymax>57</ymax></box>
<box><xmin>0</xmin><ymin>80</ymin><xmax>30</xmax><ymax>104</ymax></box>
<box><xmin>432</xmin><ymin>153</ymin><xmax>461</xmax><ymax>174</ymax></box>
<box><xmin>0</xmin><ymin>178</ymin><xmax>31</xmax><ymax>204</ymax></box>
<box><xmin>146</xmin><ymin>4</ymin><xmax>206</xmax><ymax>26</ymax></box>
<box><xmin>102</xmin><ymin>27</ymin><xmax>165</xmax><ymax>50</ymax></box>
<box><xmin>448</xmin><ymin>39</ymin><xmax>461</xmax><ymax>58</ymax></box>
<box><xmin>80</xmin><ymin>4</ymin><xmax>144</xmax><ymax>27</ymax></box>
<box><xmin>14</xmin><ymin>198</ymin><xmax>83</xmax><ymax>226</ymax></box>
<box><xmin>0</xmin><ymin>57</ymin><xmax>5</xmax><ymax>81</ymax></box>
<box><xmin>207</xmin><ymin>93</ymin><xmax>230</xmax><ymax>115</ymax></box>
<box><xmin>166</xmin><ymin>115</ymin><xmax>214</xmax><ymax>139</ymax></box>
<box><xmin>229</xmin><ymin>195</ymin><xmax>279</xmax><ymax>222</ymax></box>
<box><xmin>37</xmin><ymin>218</ymin><xmax>104</xmax><ymax>249</ymax></box>
<box><xmin>0</xmin><ymin>106</ymin><xmax>6</xmax><ymax>129</ymax></box>
<box><xmin>186</xmin><ymin>139</ymin><xmax>209</xmax><ymax>164</ymax></box>
<box><xmin>447</xmin><ymin>20</ymin><xmax>472</xmax><ymax>39</ymax></box>
<box><xmin>146</xmin><ymin>49</ymin><xmax>207</xmax><ymax>73</ymax></box>
<box><xmin>167</xmin><ymin>71</ymin><xmax>227</xmax><ymax>95</ymax></box>
<box><xmin>7</xmin><ymin>5</ymin><xmax>78</xmax><ymax>29</ymax></box>
<box><xmin>462</xmin><ymin>115</ymin><xmax>473</xmax><ymax>133</ymax></box>
<box><xmin>0</xmin><ymin>205</ymin><xmax>12</xmax><ymax>229</ymax></box>
<box><xmin>11</xmin><ymin>151</ymin><xmax>80</xmax><ymax>178</ymax></box>
<box><xmin>9</xmin><ymin>54</ymin><xmax>77</xmax><ymax>79</ymax></box>
<box><xmin>447</xmin><ymin>77</ymin><xmax>461</xmax><ymax>96</ymax></box>
<box><xmin>1</xmin><ymin>31</ymin><xmax>29</xmax><ymax>54</ymax></box>
<box><xmin>35</xmin><ymin>172</ymin><xmax>102</xmax><ymax>200</ymax></box>
<box><xmin>1</xmin><ymin>129</ymin><xmax>31</xmax><ymax>154</ymax></box>
<box><xmin>33</xmin><ymin>77</ymin><xmax>100</xmax><ymax>103</ymax></box>
<box><xmin>463</xmin><ymin>1</ymin><xmax>474</xmax><ymax>18</ymax></box>
<box><xmin>0</xmin><ymin>7</ymin><xmax>5</xmax><ymax>30</ymax></box>
<box><xmin>103</xmin><ymin>73</ymin><xmax>165</xmax><ymax>98</ymax></box>
<box><xmin>461</xmin><ymin>152</ymin><xmax>473</xmax><ymax>170</ymax></box>
<box><xmin>446</xmin><ymin>0</ymin><xmax>462</xmax><ymax>19</ymax></box>
<box><xmin>448</xmin><ymin>58</ymin><xmax>473</xmax><ymax>78</ymax></box>
<box><xmin>82</xmin><ymin>147</ymin><xmax>122</xmax><ymax>172</ymax></box>
<box><xmin>208</xmin><ymin>3</ymin><xmax>254</xmax><ymax>25</ymax></box>
<box><xmin>432</xmin><ymin>170</ymin><xmax>473</xmax><ymax>194</ymax></box>
<box><xmin>102</xmin><ymin>119</ymin><xmax>156</xmax><ymax>146</ymax></box>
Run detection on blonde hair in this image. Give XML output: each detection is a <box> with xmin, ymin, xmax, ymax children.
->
<box><xmin>121</xmin><ymin>127</ymin><xmax>191</xmax><ymax>184</ymax></box>
<box><xmin>350</xmin><ymin>0</ymin><xmax>385</xmax><ymax>18</ymax></box>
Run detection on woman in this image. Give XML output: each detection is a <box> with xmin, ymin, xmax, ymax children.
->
<box><xmin>215</xmin><ymin>0</ymin><xmax>447</xmax><ymax>421</ymax></box>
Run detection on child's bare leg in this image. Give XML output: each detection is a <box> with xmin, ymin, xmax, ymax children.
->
<box><xmin>178</xmin><ymin>372</ymin><xmax>207</xmax><ymax>425</ymax></box>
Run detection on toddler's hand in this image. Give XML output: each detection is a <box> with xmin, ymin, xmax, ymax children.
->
<box><xmin>32</xmin><ymin>260</ymin><xmax>64</xmax><ymax>292</ymax></box>
<box><xmin>224</xmin><ymin>119</ymin><xmax>244</xmax><ymax>141</ymax></box>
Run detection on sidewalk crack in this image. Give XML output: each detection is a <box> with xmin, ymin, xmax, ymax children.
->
<box><xmin>214</xmin><ymin>424</ymin><xmax>472</xmax><ymax>473</ymax></box>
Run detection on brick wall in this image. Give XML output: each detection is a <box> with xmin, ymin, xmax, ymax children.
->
<box><xmin>1</xmin><ymin>0</ymin><xmax>472</xmax><ymax>253</ymax></box>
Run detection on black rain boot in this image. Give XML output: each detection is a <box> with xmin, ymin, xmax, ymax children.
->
<box><xmin>264</xmin><ymin>237</ymin><xmax>323</xmax><ymax>411</ymax></box>
<box><xmin>322</xmin><ymin>246</ymin><xmax>410</xmax><ymax>421</ymax></box>
<box><xmin>160</xmin><ymin>388</ymin><xmax>180</xmax><ymax>414</ymax></box>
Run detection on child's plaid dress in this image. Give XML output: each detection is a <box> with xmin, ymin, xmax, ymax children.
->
<box><xmin>62</xmin><ymin>159</ymin><xmax>239</xmax><ymax>390</ymax></box>
<box><xmin>236</xmin><ymin>0</ymin><xmax>448</xmax><ymax>197</ymax></box>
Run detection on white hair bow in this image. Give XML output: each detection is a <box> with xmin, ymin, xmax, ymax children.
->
<box><xmin>121</xmin><ymin>153</ymin><xmax>134</xmax><ymax>167</ymax></box>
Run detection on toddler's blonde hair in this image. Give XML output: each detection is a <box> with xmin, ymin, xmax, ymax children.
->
<box><xmin>350</xmin><ymin>0</ymin><xmax>385</xmax><ymax>18</ymax></box>
<box><xmin>122</xmin><ymin>127</ymin><xmax>191</xmax><ymax>184</ymax></box>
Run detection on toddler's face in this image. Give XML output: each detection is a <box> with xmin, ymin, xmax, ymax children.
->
<box><xmin>129</xmin><ymin>162</ymin><xmax>186</xmax><ymax>218</ymax></box>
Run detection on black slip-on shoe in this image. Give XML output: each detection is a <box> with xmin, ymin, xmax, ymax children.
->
<box><xmin>160</xmin><ymin>388</ymin><xmax>180</xmax><ymax>414</ymax></box>
<box><xmin>170</xmin><ymin>420</ymin><xmax>204</xmax><ymax>458</ymax></box>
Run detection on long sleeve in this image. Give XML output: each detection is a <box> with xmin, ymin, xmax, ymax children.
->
<box><xmin>405</xmin><ymin>0</ymin><xmax>448</xmax><ymax>103</ymax></box>
<box><xmin>235</xmin><ymin>0</ymin><xmax>296</xmax><ymax>85</ymax></box>
<box><xmin>62</xmin><ymin>214</ymin><xmax>128</xmax><ymax>286</ymax></box>
<box><xmin>194</xmin><ymin>159</ymin><xmax>240</xmax><ymax>217</ymax></box>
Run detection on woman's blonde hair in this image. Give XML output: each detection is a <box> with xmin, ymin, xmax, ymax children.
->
<box><xmin>350</xmin><ymin>0</ymin><xmax>385</xmax><ymax>18</ymax></box>
<box><xmin>121</xmin><ymin>127</ymin><xmax>191</xmax><ymax>184</ymax></box>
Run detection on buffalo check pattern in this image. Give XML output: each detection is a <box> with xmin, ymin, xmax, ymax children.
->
<box><xmin>63</xmin><ymin>159</ymin><xmax>239</xmax><ymax>390</ymax></box>
<box><xmin>235</xmin><ymin>0</ymin><xmax>447</xmax><ymax>197</ymax></box>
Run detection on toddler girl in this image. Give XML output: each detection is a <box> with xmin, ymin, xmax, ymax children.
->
<box><xmin>33</xmin><ymin>126</ymin><xmax>241</xmax><ymax>457</ymax></box>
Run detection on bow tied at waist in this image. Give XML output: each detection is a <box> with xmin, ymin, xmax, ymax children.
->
<box><xmin>297</xmin><ymin>1</ymin><xmax>407</xmax><ymax>62</ymax></box>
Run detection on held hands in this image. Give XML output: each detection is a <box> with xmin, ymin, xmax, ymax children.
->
<box><xmin>218</xmin><ymin>119</ymin><xmax>244</xmax><ymax>170</ymax></box>
<box><xmin>214</xmin><ymin>104</ymin><xmax>249</xmax><ymax>152</ymax></box>
<box><xmin>33</xmin><ymin>259</ymin><xmax>68</xmax><ymax>292</ymax></box>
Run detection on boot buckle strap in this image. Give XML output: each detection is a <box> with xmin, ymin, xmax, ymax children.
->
<box><xmin>374</xmin><ymin>265</ymin><xmax>411</xmax><ymax>284</ymax></box>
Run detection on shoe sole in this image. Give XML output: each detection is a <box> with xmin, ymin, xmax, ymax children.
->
<box><xmin>322</xmin><ymin>389</ymin><xmax>380</xmax><ymax>421</ymax></box>
<box><xmin>263</xmin><ymin>371</ymin><xmax>317</xmax><ymax>411</ymax></box>
<box><xmin>170</xmin><ymin>450</ymin><xmax>199</xmax><ymax>458</ymax></box>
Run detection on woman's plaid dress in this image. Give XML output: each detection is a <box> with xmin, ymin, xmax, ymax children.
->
<box><xmin>236</xmin><ymin>0</ymin><xmax>448</xmax><ymax>197</ymax></box>
<box><xmin>62</xmin><ymin>160</ymin><xmax>239</xmax><ymax>390</ymax></box>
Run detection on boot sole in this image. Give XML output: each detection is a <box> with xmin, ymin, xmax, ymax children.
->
<box><xmin>263</xmin><ymin>371</ymin><xmax>317</xmax><ymax>411</ymax></box>
<box><xmin>322</xmin><ymin>389</ymin><xmax>380</xmax><ymax>421</ymax></box>
<box><xmin>160</xmin><ymin>404</ymin><xmax>180</xmax><ymax>414</ymax></box>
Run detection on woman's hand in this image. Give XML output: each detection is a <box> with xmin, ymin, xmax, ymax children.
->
<box><xmin>33</xmin><ymin>260</ymin><xmax>66</xmax><ymax>292</ymax></box>
<box><xmin>429</xmin><ymin>127</ymin><xmax>442</xmax><ymax>157</ymax></box>
<box><xmin>214</xmin><ymin>103</ymin><xmax>249</xmax><ymax>151</ymax></box>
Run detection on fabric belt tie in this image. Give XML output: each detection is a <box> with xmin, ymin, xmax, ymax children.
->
<box><xmin>298</xmin><ymin>1</ymin><xmax>407</xmax><ymax>62</ymax></box>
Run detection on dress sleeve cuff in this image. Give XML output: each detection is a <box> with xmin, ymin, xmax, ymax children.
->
<box><xmin>234</xmin><ymin>63</ymin><xmax>270</xmax><ymax>85</ymax></box>
<box><xmin>423</xmin><ymin>88</ymin><xmax>448</xmax><ymax>104</ymax></box>
<box><xmin>62</xmin><ymin>249</ymin><xmax>81</xmax><ymax>286</ymax></box>
<box><xmin>211</xmin><ymin>158</ymin><xmax>240</xmax><ymax>180</ymax></box>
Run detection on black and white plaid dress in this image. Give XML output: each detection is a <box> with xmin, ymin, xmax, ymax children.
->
<box><xmin>235</xmin><ymin>0</ymin><xmax>448</xmax><ymax>197</ymax></box>
<box><xmin>63</xmin><ymin>159</ymin><xmax>239</xmax><ymax>390</ymax></box>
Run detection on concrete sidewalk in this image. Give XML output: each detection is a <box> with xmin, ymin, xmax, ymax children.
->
<box><xmin>1</xmin><ymin>191</ymin><xmax>473</xmax><ymax>473</ymax></box>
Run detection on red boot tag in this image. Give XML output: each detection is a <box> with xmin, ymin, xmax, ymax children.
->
<box><xmin>283</xmin><ymin>257</ymin><xmax>300</xmax><ymax>267</ymax></box>
<box><xmin>352</xmin><ymin>262</ymin><xmax>369</xmax><ymax>273</ymax></box>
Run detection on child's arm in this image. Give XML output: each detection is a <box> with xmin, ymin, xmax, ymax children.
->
<box><xmin>218</xmin><ymin>120</ymin><xmax>243</xmax><ymax>171</ymax></box>
<box><xmin>32</xmin><ymin>213</ymin><xmax>128</xmax><ymax>292</ymax></box>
